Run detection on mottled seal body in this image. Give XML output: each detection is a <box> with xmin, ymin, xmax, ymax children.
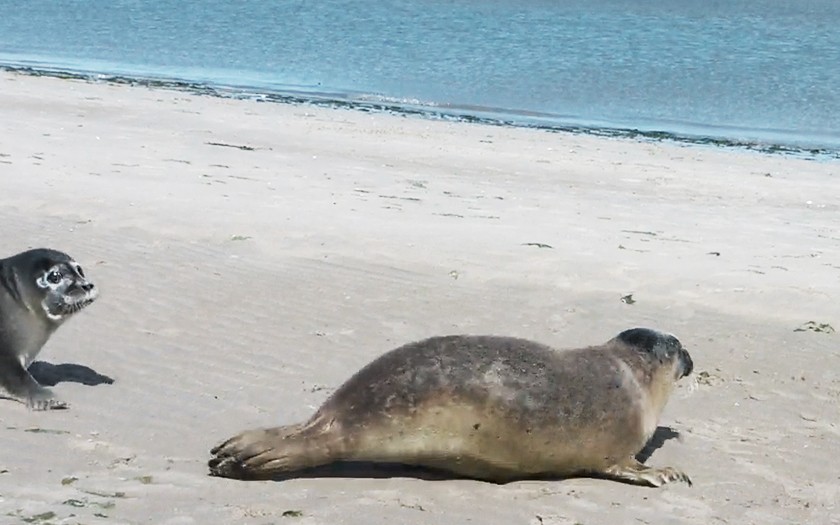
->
<box><xmin>209</xmin><ymin>328</ymin><xmax>693</xmax><ymax>487</ymax></box>
<box><xmin>0</xmin><ymin>248</ymin><xmax>99</xmax><ymax>410</ymax></box>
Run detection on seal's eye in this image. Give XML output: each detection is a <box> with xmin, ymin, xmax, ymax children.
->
<box><xmin>76</xmin><ymin>265</ymin><xmax>85</xmax><ymax>278</ymax></box>
<box><xmin>46</xmin><ymin>270</ymin><xmax>62</xmax><ymax>284</ymax></box>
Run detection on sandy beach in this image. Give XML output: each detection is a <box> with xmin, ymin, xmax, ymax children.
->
<box><xmin>0</xmin><ymin>70</ymin><xmax>838</xmax><ymax>524</ymax></box>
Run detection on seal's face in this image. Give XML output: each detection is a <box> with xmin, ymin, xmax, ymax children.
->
<box><xmin>617</xmin><ymin>327</ymin><xmax>693</xmax><ymax>379</ymax></box>
<box><xmin>29</xmin><ymin>251</ymin><xmax>99</xmax><ymax>323</ymax></box>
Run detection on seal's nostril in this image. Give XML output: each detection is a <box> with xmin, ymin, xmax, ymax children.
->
<box><xmin>81</xmin><ymin>282</ymin><xmax>95</xmax><ymax>292</ymax></box>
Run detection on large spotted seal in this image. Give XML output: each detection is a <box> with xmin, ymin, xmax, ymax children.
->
<box><xmin>209</xmin><ymin>327</ymin><xmax>693</xmax><ymax>487</ymax></box>
<box><xmin>0</xmin><ymin>248</ymin><xmax>99</xmax><ymax>410</ymax></box>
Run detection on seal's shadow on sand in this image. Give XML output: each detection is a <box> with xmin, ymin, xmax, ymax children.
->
<box><xmin>29</xmin><ymin>361</ymin><xmax>115</xmax><ymax>387</ymax></box>
<box><xmin>262</xmin><ymin>425</ymin><xmax>682</xmax><ymax>483</ymax></box>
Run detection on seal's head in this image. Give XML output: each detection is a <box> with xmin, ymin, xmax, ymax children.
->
<box><xmin>18</xmin><ymin>248</ymin><xmax>99</xmax><ymax>323</ymax></box>
<box><xmin>616</xmin><ymin>327</ymin><xmax>693</xmax><ymax>380</ymax></box>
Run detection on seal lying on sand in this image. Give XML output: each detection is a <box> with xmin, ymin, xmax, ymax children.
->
<box><xmin>0</xmin><ymin>248</ymin><xmax>99</xmax><ymax>410</ymax></box>
<box><xmin>209</xmin><ymin>327</ymin><xmax>693</xmax><ymax>487</ymax></box>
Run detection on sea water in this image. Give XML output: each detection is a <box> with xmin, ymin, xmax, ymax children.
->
<box><xmin>1</xmin><ymin>0</ymin><xmax>839</xmax><ymax>155</ymax></box>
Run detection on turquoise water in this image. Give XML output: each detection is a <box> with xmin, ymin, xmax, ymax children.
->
<box><xmin>1</xmin><ymin>0</ymin><xmax>839</xmax><ymax>155</ymax></box>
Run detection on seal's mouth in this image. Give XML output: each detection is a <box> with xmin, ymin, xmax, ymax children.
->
<box><xmin>43</xmin><ymin>286</ymin><xmax>99</xmax><ymax>321</ymax></box>
<box><xmin>59</xmin><ymin>294</ymin><xmax>98</xmax><ymax>315</ymax></box>
<box><xmin>678</xmin><ymin>347</ymin><xmax>694</xmax><ymax>378</ymax></box>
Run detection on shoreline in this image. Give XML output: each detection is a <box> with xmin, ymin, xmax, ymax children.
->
<box><xmin>2</xmin><ymin>62</ymin><xmax>838</xmax><ymax>161</ymax></box>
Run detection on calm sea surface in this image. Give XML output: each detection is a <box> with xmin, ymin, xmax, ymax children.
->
<box><xmin>1</xmin><ymin>0</ymin><xmax>839</xmax><ymax>154</ymax></box>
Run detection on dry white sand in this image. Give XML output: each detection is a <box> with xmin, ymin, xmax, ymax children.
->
<box><xmin>0</xmin><ymin>70</ymin><xmax>838</xmax><ymax>525</ymax></box>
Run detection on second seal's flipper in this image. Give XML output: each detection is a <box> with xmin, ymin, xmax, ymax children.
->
<box><xmin>209</xmin><ymin>423</ymin><xmax>341</xmax><ymax>480</ymax></box>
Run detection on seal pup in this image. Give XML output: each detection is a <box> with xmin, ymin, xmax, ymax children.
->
<box><xmin>209</xmin><ymin>327</ymin><xmax>694</xmax><ymax>487</ymax></box>
<box><xmin>0</xmin><ymin>248</ymin><xmax>99</xmax><ymax>410</ymax></box>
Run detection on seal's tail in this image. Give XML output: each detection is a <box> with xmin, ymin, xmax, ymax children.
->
<box><xmin>208</xmin><ymin>421</ymin><xmax>341</xmax><ymax>480</ymax></box>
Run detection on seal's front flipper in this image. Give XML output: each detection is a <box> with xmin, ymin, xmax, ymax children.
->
<box><xmin>0</xmin><ymin>350</ymin><xmax>66</xmax><ymax>410</ymax></box>
<box><xmin>600</xmin><ymin>458</ymin><xmax>692</xmax><ymax>487</ymax></box>
<box><xmin>26</xmin><ymin>385</ymin><xmax>68</xmax><ymax>410</ymax></box>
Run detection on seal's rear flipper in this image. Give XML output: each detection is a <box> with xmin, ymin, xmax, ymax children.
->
<box><xmin>599</xmin><ymin>458</ymin><xmax>692</xmax><ymax>487</ymax></box>
<box><xmin>209</xmin><ymin>423</ymin><xmax>338</xmax><ymax>480</ymax></box>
